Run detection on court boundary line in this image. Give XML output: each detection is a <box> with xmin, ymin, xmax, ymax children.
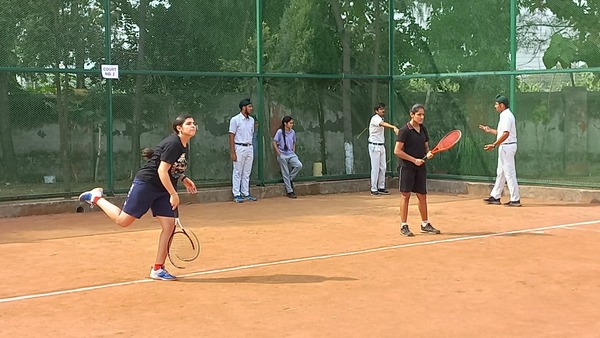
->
<box><xmin>2</xmin><ymin>219</ymin><xmax>599</xmax><ymax>304</ymax></box>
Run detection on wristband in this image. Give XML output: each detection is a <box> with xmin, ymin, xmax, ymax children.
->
<box><xmin>180</xmin><ymin>174</ymin><xmax>186</xmax><ymax>182</ymax></box>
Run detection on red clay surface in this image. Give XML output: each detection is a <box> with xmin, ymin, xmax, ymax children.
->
<box><xmin>1</xmin><ymin>192</ymin><xmax>600</xmax><ymax>337</ymax></box>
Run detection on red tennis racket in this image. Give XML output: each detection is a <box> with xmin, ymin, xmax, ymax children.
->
<box><xmin>424</xmin><ymin>129</ymin><xmax>462</xmax><ymax>160</ymax></box>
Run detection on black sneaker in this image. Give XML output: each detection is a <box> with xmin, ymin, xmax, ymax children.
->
<box><xmin>377</xmin><ymin>189</ymin><xmax>390</xmax><ymax>195</ymax></box>
<box><xmin>287</xmin><ymin>192</ymin><xmax>297</xmax><ymax>199</ymax></box>
<box><xmin>370</xmin><ymin>191</ymin><xmax>380</xmax><ymax>196</ymax></box>
<box><xmin>504</xmin><ymin>200</ymin><xmax>522</xmax><ymax>207</ymax></box>
<box><xmin>483</xmin><ymin>196</ymin><xmax>501</xmax><ymax>205</ymax></box>
<box><xmin>421</xmin><ymin>223</ymin><xmax>441</xmax><ymax>234</ymax></box>
<box><xmin>400</xmin><ymin>224</ymin><xmax>414</xmax><ymax>237</ymax></box>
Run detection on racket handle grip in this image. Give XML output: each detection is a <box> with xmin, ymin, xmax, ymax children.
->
<box><xmin>422</xmin><ymin>150</ymin><xmax>435</xmax><ymax>160</ymax></box>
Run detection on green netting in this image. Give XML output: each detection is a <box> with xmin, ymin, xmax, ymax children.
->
<box><xmin>1</xmin><ymin>0</ymin><xmax>599</xmax><ymax>201</ymax></box>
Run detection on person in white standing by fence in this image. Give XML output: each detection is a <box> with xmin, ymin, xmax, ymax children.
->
<box><xmin>479</xmin><ymin>94</ymin><xmax>521</xmax><ymax>207</ymax></box>
<box><xmin>229</xmin><ymin>98</ymin><xmax>258</xmax><ymax>203</ymax></box>
<box><xmin>368</xmin><ymin>103</ymin><xmax>399</xmax><ymax>196</ymax></box>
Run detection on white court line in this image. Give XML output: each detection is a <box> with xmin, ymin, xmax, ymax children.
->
<box><xmin>1</xmin><ymin>219</ymin><xmax>599</xmax><ymax>304</ymax></box>
<box><xmin>563</xmin><ymin>227</ymin><xmax>600</xmax><ymax>233</ymax></box>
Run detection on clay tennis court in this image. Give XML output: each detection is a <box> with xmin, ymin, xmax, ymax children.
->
<box><xmin>1</xmin><ymin>191</ymin><xmax>600</xmax><ymax>337</ymax></box>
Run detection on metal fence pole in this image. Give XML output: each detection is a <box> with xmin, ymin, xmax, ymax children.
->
<box><xmin>510</xmin><ymin>0</ymin><xmax>517</xmax><ymax>110</ymax></box>
<box><xmin>256</xmin><ymin>0</ymin><xmax>265</xmax><ymax>186</ymax></box>
<box><xmin>103</xmin><ymin>0</ymin><xmax>114</xmax><ymax>194</ymax></box>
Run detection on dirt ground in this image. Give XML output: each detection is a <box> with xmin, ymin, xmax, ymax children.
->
<box><xmin>1</xmin><ymin>191</ymin><xmax>599</xmax><ymax>338</ymax></box>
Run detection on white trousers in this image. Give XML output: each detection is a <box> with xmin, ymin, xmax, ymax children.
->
<box><xmin>490</xmin><ymin>144</ymin><xmax>520</xmax><ymax>201</ymax></box>
<box><xmin>368</xmin><ymin>144</ymin><xmax>386</xmax><ymax>191</ymax></box>
<box><xmin>232</xmin><ymin>144</ymin><xmax>254</xmax><ymax>196</ymax></box>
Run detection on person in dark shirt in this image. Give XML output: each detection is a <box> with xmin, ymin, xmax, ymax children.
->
<box><xmin>394</xmin><ymin>104</ymin><xmax>441</xmax><ymax>237</ymax></box>
<box><xmin>79</xmin><ymin>114</ymin><xmax>198</xmax><ymax>281</ymax></box>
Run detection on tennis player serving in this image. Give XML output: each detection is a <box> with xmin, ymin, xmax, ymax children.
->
<box><xmin>79</xmin><ymin>114</ymin><xmax>198</xmax><ymax>281</ymax></box>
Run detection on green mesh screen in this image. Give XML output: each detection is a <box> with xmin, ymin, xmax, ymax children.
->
<box><xmin>1</xmin><ymin>0</ymin><xmax>599</xmax><ymax>201</ymax></box>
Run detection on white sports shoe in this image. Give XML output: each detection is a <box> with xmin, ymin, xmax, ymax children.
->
<box><xmin>149</xmin><ymin>267</ymin><xmax>177</xmax><ymax>281</ymax></box>
<box><xmin>78</xmin><ymin>187</ymin><xmax>104</xmax><ymax>206</ymax></box>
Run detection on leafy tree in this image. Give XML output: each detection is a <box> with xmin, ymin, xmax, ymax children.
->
<box><xmin>16</xmin><ymin>0</ymin><xmax>104</xmax><ymax>186</ymax></box>
<box><xmin>530</xmin><ymin>0</ymin><xmax>600</xmax><ymax>86</ymax></box>
<box><xmin>369</xmin><ymin>0</ymin><xmax>386</xmax><ymax>107</ymax></box>
<box><xmin>328</xmin><ymin>0</ymin><xmax>355</xmax><ymax>173</ymax></box>
<box><xmin>410</xmin><ymin>0</ymin><xmax>511</xmax><ymax>89</ymax></box>
<box><xmin>269</xmin><ymin>0</ymin><xmax>340</xmax><ymax>174</ymax></box>
<box><xmin>132</xmin><ymin>0</ymin><xmax>148</xmax><ymax>174</ymax></box>
<box><xmin>0</xmin><ymin>0</ymin><xmax>23</xmax><ymax>182</ymax></box>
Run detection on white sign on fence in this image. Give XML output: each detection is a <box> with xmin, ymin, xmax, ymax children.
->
<box><xmin>101</xmin><ymin>64</ymin><xmax>119</xmax><ymax>79</ymax></box>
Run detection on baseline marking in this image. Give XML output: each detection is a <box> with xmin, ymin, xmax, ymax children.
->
<box><xmin>2</xmin><ymin>219</ymin><xmax>598</xmax><ymax>304</ymax></box>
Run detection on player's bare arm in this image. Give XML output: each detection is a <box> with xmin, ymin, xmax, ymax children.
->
<box><xmin>380</xmin><ymin>121</ymin><xmax>400</xmax><ymax>135</ymax></box>
<box><xmin>272</xmin><ymin>140</ymin><xmax>281</xmax><ymax>156</ymax></box>
<box><xmin>424</xmin><ymin>141</ymin><xmax>433</xmax><ymax>159</ymax></box>
<box><xmin>484</xmin><ymin>131</ymin><xmax>509</xmax><ymax>151</ymax></box>
<box><xmin>478</xmin><ymin>124</ymin><xmax>497</xmax><ymax>135</ymax></box>
<box><xmin>181</xmin><ymin>175</ymin><xmax>197</xmax><ymax>194</ymax></box>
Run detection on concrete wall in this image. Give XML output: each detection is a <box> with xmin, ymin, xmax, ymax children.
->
<box><xmin>1</xmin><ymin>178</ymin><xmax>598</xmax><ymax>218</ymax></box>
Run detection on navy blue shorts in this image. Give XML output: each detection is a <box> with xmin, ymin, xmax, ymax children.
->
<box><xmin>122</xmin><ymin>178</ymin><xmax>175</xmax><ymax>219</ymax></box>
<box><xmin>398</xmin><ymin>166</ymin><xmax>427</xmax><ymax>194</ymax></box>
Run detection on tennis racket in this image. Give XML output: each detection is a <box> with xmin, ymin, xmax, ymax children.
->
<box><xmin>168</xmin><ymin>208</ymin><xmax>201</xmax><ymax>269</ymax></box>
<box><xmin>424</xmin><ymin>129</ymin><xmax>462</xmax><ymax>160</ymax></box>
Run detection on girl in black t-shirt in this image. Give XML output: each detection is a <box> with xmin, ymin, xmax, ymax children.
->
<box><xmin>79</xmin><ymin>114</ymin><xmax>198</xmax><ymax>281</ymax></box>
<box><xmin>393</xmin><ymin>104</ymin><xmax>441</xmax><ymax>237</ymax></box>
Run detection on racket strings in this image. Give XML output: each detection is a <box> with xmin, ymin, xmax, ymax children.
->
<box><xmin>170</xmin><ymin>231</ymin><xmax>198</xmax><ymax>261</ymax></box>
<box><xmin>436</xmin><ymin>130</ymin><xmax>462</xmax><ymax>151</ymax></box>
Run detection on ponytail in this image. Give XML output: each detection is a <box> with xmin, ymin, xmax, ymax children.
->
<box><xmin>279</xmin><ymin>116</ymin><xmax>293</xmax><ymax>151</ymax></box>
<box><xmin>141</xmin><ymin>147</ymin><xmax>154</xmax><ymax>160</ymax></box>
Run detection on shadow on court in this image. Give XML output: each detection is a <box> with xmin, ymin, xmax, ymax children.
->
<box><xmin>522</xmin><ymin>203</ymin><xmax>600</xmax><ymax>208</ymax></box>
<box><xmin>178</xmin><ymin>274</ymin><xmax>357</xmax><ymax>284</ymax></box>
<box><xmin>443</xmin><ymin>231</ymin><xmax>553</xmax><ymax>237</ymax></box>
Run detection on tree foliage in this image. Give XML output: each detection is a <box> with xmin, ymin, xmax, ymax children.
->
<box><xmin>531</xmin><ymin>1</ymin><xmax>600</xmax><ymax>73</ymax></box>
<box><xmin>3</xmin><ymin>0</ymin><xmax>600</xmax><ymax>186</ymax></box>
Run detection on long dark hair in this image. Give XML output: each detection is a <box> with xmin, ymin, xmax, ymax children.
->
<box><xmin>172</xmin><ymin>114</ymin><xmax>194</xmax><ymax>133</ymax></box>
<box><xmin>410</xmin><ymin>104</ymin><xmax>425</xmax><ymax>114</ymax></box>
<box><xmin>141</xmin><ymin>147</ymin><xmax>154</xmax><ymax>160</ymax></box>
<box><xmin>279</xmin><ymin>116</ymin><xmax>293</xmax><ymax>151</ymax></box>
<box><xmin>142</xmin><ymin>114</ymin><xmax>194</xmax><ymax>159</ymax></box>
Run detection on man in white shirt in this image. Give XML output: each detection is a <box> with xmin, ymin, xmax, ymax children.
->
<box><xmin>479</xmin><ymin>94</ymin><xmax>521</xmax><ymax>207</ymax></box>
<box><xmin>229</xmin><ymin>98</ymin><xmax>257</xmax><ymax>203</ymax></box>
<box><xmin>368</xmin><ymin>103</ymin><xmax>399</xmax><ymax>196</ymax></box>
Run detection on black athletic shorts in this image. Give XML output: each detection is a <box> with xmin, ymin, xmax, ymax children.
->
<box><xmin>122</xmin><ymin>178</ymin><xmax>176</xmax><ymax>219</ymax></box>
<box><xmin>398</xmin><ymin>166</ymin><xmax>427</xmax><ymax>194</ymax></box>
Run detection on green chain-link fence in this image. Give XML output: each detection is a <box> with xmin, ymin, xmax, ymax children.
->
<box><xmin>1</xmin><ymin>0</ymin><xmax>599</xmax><ymax>201</ymax></box>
